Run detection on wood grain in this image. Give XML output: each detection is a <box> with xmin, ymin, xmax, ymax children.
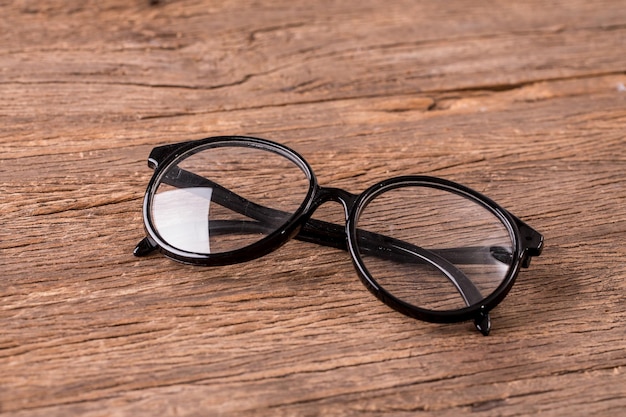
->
<box><xmin>1</xmin><ymin>0</ymin><xmax>625</xmax><ymax>416</ymax></box>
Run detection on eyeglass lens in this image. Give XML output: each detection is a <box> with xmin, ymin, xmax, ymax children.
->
<box><xmin>355</xmin><ymin>186</ymin><xmax>514</xmax><ymax>311</ymax></box>
<box><xmin>150</xmin><ymin>144</ymin><xmax>311</xmax><ymax>254</ymax></box>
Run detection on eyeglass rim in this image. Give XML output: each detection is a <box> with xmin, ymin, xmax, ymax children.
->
<box><xmin>141</xmin><ymin>136</ymin><xmax>319</xmax><ymax>265</ymax></box>
<box><xmin>139</xmin><ymin>135</ymin><xmax>542</xmax><ymax>327</ymax></box>
<box><xmin>346</xmin><ymin>175</ymin><xmax>525</xmax><ymax>324</ymax></box>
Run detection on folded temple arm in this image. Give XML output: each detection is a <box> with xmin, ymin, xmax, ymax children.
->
<box><xmin>141</xmin><ymin>166</ymin><xmax>505</xmax><ymax>296</ymax></box>
<box><xmin>135</xmin><ymin>165</ymin><xmax>536</xmax><ymax>335</ymax></box>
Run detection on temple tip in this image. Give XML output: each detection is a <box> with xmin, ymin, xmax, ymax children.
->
<box><xmin>474</xmin><ymin>311</ymin><xmax>491</xmax><ymax>336</ymax></box>
<box><xmin>134</xmin><ymin>237</ymin><xmax>158</xmax><ymax>257</ymax></box>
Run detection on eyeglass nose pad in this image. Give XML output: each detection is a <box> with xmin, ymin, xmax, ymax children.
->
<box><xmin>474</xmin><ymin>310</ymin><xmax>491</xmax><ymax>336</ymax></box>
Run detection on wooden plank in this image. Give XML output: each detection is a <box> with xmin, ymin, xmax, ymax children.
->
<box><xmin>1</xmin><ymin>0</ymin><xmax>625</xmax><ymax>416</ymax></box>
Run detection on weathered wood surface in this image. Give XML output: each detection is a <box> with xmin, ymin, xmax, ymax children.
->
<box><xmin>1</xmin><ymin>0</ymin><xmax>625</xmax><ymax>415</ymax></box>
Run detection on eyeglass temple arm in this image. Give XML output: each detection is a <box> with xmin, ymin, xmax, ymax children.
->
<box><xmin>144</xmin><ymin>168</ymin><xmax>488</xmax><ymax>298</ymax></box>
<box><xmin>151</xmin><ymin>167</ymin><xmax>518</xmax><ymax>263</ymax></box>
<box><xmin>137</xmin><ymin>167</ymin><xmax>529</xmax><ymax>335</ymax></box>
<box><xmin>296</xmin><ymin>217</ymin><xmax>485</xmax><ymax>302</ymax></box>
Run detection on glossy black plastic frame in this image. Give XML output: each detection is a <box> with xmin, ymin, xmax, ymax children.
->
<box><xmin>135</xmin><ymin>136</ymin><xmax>544</xmax><ymax>335</ymax></box>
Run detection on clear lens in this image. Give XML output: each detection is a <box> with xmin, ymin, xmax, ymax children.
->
<box><xmin>150</xmin><ymin>143</ymin><xmax>311</xmax><ymax>255</ymax></box>
<box><xmin>355</xmin><ymin>184</ymin><xmax>514</xmax><ymax>312</ymax></box>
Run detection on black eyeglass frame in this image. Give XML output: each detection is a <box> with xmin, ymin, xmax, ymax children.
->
<box><xmin>135</xmin><ymin>136</ymin><xmax>544</xmax><ymax>335</ymax></box>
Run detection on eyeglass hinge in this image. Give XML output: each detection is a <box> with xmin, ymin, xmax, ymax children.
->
<box><xmin>148</xmin><ymin>143</ymin><xmax>188</xmax><ymax>169</ymax></box>
<box><xmin>512</xmin><ymin>216</ymin><xmax>544</xmax><ymax>268</ymax></box>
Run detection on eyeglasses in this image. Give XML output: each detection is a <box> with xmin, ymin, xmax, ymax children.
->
<box><xmin>134</xmin><ymin>136</ymin><xmax>543</xmax><ymax>335</ymax></box>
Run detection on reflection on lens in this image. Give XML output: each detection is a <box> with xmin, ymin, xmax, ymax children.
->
<box><xmin>355</xmin><ymin>184</ymin><xmax>514</xmax><ymax>312</ymax></box>
<box><xmin>150</xmin><ymin>143</ymin><xmax>311</xmax><ymax>254</ymax></box>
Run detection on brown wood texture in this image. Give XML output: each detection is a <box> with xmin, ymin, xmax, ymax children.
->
<box><xmin>1</xmin><ymin>0</ymin><xmax>625</xmax><ymax>415</ymax></box>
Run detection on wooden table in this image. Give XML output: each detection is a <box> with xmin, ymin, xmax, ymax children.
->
<box><xmin>1</xmin><ymin>1</ymin><xmax>625</xmax><ymax>415</ymax></box>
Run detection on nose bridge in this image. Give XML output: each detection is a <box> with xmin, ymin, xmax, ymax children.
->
<box><xmin>312</xmin><ymin>186</ymin><xmax>358</xmax><ymax>221</ymax></box>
